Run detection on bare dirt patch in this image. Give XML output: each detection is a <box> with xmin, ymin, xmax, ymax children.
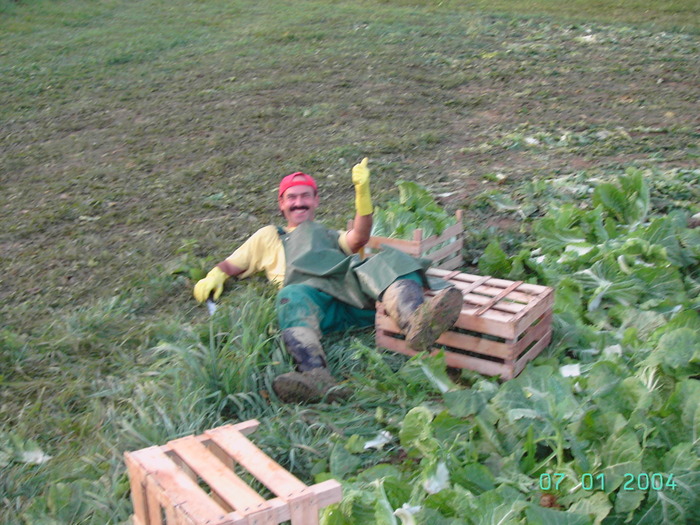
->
<box><xmin>1</xmin><ymin>4</ymin><xmax>698</xmax><ymax>334</ymax></box>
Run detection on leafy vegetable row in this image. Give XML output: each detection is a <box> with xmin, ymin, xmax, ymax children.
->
<box><xmin>321</xmin><ymin>169</ymin><xmax>699</xmax><ymax>525</ymax></box>
<box><xmin>371</xmin><ymin>181</ymin><xmax>457</xmax><ymax>240</ymax></box>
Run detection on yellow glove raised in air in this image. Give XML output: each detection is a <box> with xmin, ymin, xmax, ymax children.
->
<box><xmin>352</xmin><ymin>157</ymin><xmax>373</xmax><ymax>216</ymax></box>
<box><xmin>193</xmin><ymin>266</ymin><xmax>228</xmax><ymax>303</ymax></box>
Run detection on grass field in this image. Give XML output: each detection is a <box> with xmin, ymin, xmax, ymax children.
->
<box><xmin>1</xmin><ymin>0</ymin><xmax>699</xmax><ymax>523</ymax></box>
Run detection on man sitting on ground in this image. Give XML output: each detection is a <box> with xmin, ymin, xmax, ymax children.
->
<box><xmin>194</xmin><ymin>158</ymin><xmax>462</xmax><ymax>403</ymax></box>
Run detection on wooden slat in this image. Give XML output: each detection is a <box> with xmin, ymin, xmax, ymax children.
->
<box><xmin>366</xmin><ymin>236</ymin><xmax>422</xmax><ymax>256</ymax></box>
<box><xmin>474</xmin><ymin>281</ymin><xmax>524</xmax><ymax>316</ymax></box>
<box><xmin>464</xmin><ymin>284</ymin><xmax>534</xmax><ymax>306</ymax></box>
<box><xmin>435</xmin><ymin>330</ymin><xmax>510</xmax><ymax>359</ymax></box>
<box><xmin>310</xmin><ymin>480</ymin><xmax>343</xmax><ymax>508</ymax></box>
<box><xmin>247</xmin><ymin>498</ymin><xmax>293</xmax><ymax>524</ymax></box>
<box><xmin>423</xmin><ymin>238</ymin><xmax>462</xmax><ymax>263</ymax></box>
<box><xmin>254</xmin><ymin>480</ymin><xmax>342</xmax><ymax>524</ymax></box>
<box><xmin>146</xmin><ymin>480</ymin><xmax>164</xmax><ymax>525</ymax></box>
<box><xmin>128</xmin><ymin>446</ymin><xmax>229</xmax><ymax>525</ymax></box>
<box><xmin>512</xmin><ymin>288</ymin><xmax>554</xmax><ymax>337</ymax></box>
<box><xmin>452</xmin><ymin>306</ymin><xmax>515</xmax><ymax>338</ymax></box>
<box><xmin>205</xmin><ymin>440</ymin><xmax>235</xmax><ymax>472</ymax></box>
<box><xmin>443</xmin><ymin>276</ymin><xmax>535</xmax><ymax>306</ymax></box>
<box><xmin>161</xmin><ymin>503</ymin><xmax>178</xmax><ymax>525</ymax></box>
<box><xmin>459</xmin><ymin>294</ymin><xmax>524</xmax><ymax>315</ymax></box>
<box><xmin>514</xmin><ymin>312</ymin><xmax>553</xmax><ymax>355</ymax></box>
<box><xmin>125</xmin><ymin>452</ymin><xmax>150</xmax><ymax>525</ymax></box>
<box><xmin>288</xmin><ymin>490</ymin><xmax>320</xmax><ymax>525</ymax></box>
<box><xmin>442</xmin><ymin>270</ymin><xmax>462</xmax><ymax>281</ymax></box>
<box><xmin>168</xmin><ymin>419</ymin><xmax>259</xmax><ymax>454</ymax></box>
<box><xmin>231</xmin><ymin>419</ymin><xmax>261</xmax><ymax>435</ymax></box>
<box><xmin>419</xmin><ymin>220</ymin><xmax>463</xmax><ymax>252</ymax></box>
<box><xmin>437</xmin><ymin>254</ymin><xmax>463</xmax><ymax>271</ymax></box>
<box><xmin>512</xmin><ymin>329</ymin><xmax>552</xmax><ymax>378</ymax></box>
<box><xmin>376</xmin><ymin>330</ymin><xmax>511</xmax><ymax>378</ymax></box>
<box><xmin>425</xmin><ymin>284</ymin><xmax>522</xmax><ymax>312</ymax></box>
<box><xmin>164</xmin><ymin>419</ymin><xmax>260</xmax><ymax>472</ymax></box>
<box><xmin>449</xmin><ymin>274</ymin><xmax>492</xmax><ymax>297</ymax></box>
<box><xmin>167</xmin><ymin>436</ymin><xmax>272</xmax><ymax>518</ymax></box>
<box><xmin>427</xmin><ymin>268</ymin><xmax>549</xmax><ymax>295</ymax></box>
<box><xmin>428</xmin><ymin>273</ymin><xmax>539</xmax><ymax>307</ymax></box>
<box><xmin>205</xmin><ymin>426</ymin><xmax>308</xmax><ymax>496</ymax></box>
<box><xmin>511</xmin><ymin>287</ymin><xmax>553</xmax><ymax>330</ymax></box>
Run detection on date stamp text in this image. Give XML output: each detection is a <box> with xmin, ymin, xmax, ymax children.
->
<box><xmin>539</xmin><ymin>472</ymin><xmax>677</xmax><ymax>492</ymax></box>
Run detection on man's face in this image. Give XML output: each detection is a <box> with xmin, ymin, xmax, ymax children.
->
<box><xmin>278</xmin><ymin>183</ymin><xmax>319</xmax><ymax>227</ymax></box>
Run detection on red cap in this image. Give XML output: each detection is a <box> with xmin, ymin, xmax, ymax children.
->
<box><xmin>278</xmin><ymin>172</ymin><xmax>317</xmax><ymax>198</ymax></box>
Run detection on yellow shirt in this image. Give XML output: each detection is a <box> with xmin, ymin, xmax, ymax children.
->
<box><xmin>224</xmin><ymin>225</ymin><xmax>353</xmax><ymax>287</ymax></box>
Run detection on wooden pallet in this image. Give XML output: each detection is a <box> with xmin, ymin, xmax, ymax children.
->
<box><xmin>124</xmin><ymin>420</ymin><xmax>342</xmax><ymax>525</ymax></box>
<box><xmin>376</xmin><ymin>268</ymin><xmax>554</xmax><ymax>380</ymax></box>
<box><xmin>349</xmin><ymin>210</ymin><xmax>463</xmax><ymax>270</ymax></box>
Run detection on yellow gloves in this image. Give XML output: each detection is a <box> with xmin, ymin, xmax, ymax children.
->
<box><xmin>193</xmin><ymin>266</ymin><xmax>228</xmax><ymax>303</ymax></box>
<box><xmin>352</xmin><ymin>157</ymin><xmax>373</xmax><ymax>216</ymax></box>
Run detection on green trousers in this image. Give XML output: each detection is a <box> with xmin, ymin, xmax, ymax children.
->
<box><xmin>276</xmin><ymin>271</ymin><xmax>423</xmax><ymax>334</ymax></box>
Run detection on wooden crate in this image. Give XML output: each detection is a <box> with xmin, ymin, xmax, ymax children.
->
<box><xmin>376</xmin><ymin>268</ymin><xmax>554</xmax><ymax>380</ymax></box>
<box><xmin>124</xmin><ymin>420</ymin><xmax>342</xmax><ymax>525</ymax></box>
<box><xmin>349</xmin><ymin>210</ymin><xmax>463</xmax><ymax>270</ymax></box>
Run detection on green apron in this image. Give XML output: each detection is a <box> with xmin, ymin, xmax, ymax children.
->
<box><xmin>280</xmin><ymin>221</ymin><xmax>433</xmax><ymax>310</ymax></box>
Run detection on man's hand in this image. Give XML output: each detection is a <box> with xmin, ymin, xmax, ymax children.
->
<box><xmin>193</xmin><ymin>266</ymin><xmax>228</xmax><ymax>303</ymax></box>
<box><xmin>346</xmin><ymin>157</ymin><xmax>373</xmax><ymax>252</ymax></box>
<box><xmin>352</xmin><ymin>157</ymin><xmax>372</xmax><ymax>216</ymax></box>
<box><xmin>352</xmin><ymin>157</ymin><xmax>370</xmax><ymax>187</ymax></box>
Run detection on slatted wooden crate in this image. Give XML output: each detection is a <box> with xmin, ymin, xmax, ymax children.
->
<box><xmin>376</xmin><ymin>268</ymin><xmax>554</xmax><ymax>380</ymax></box>
<box><xmin>124</xmin><ymin>420</ymin><xmax>342</xmax><ymax>525</ymax></box>
<box><xmin>349</xmin><ymin>210</ymin><xmax>463</xmax><ymax>270</ymax></box>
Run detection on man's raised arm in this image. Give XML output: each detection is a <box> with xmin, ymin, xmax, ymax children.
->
<box><xmin>346</xmin><ymin>157</ymin><xmax>373</xmax><ymax>253</ymax></box>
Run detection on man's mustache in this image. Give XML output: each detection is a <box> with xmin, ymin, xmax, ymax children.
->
<box><xmin>291</xmin><ymin>206</ymin><xmax>310</xmax><ymax>212</ymax></box>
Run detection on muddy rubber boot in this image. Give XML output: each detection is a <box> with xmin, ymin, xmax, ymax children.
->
<box><xmin>280</xmin><ymin>326</ymin><xmax>327</xmax><ymax>372</ymax></box>
<box><xmin>405</xmin><ymin>287</ymin><xmax>463</xmax><ymax>351</ymax></box>
<box><xmin>273</xmin><ymin>368</ymin><xmax>351</xmax><ymax>404</ymax></box>
<box><xmin>272</xmin><ymin>327</ymin><xmax>350</xmax><ymax>403</ymax></box>
<box><xmin>383</xmin><ymin>279</ymin><xmax>463</xmax><ymax>352</ymax></box>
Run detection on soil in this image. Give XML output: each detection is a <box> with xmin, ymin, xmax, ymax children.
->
<box><xmin>1</xmin><ymin>7</ymin><xmax>698</xmax><ymax>334</ymax></box>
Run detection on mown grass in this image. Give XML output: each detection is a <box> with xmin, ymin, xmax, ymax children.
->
<box><xmin>3</xmin><ymin>0</ymin><xmax>698</xmax><ymax>336</ymax></box>
<box><xmin>1</xmin><ymin>0</ymin><xmax>699</xmax><ymax>522</ymax></box>
<box><xmin>442</xmin><ymin>0</ymin><xmax>699</xmax><ymax>33</ymax></box>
